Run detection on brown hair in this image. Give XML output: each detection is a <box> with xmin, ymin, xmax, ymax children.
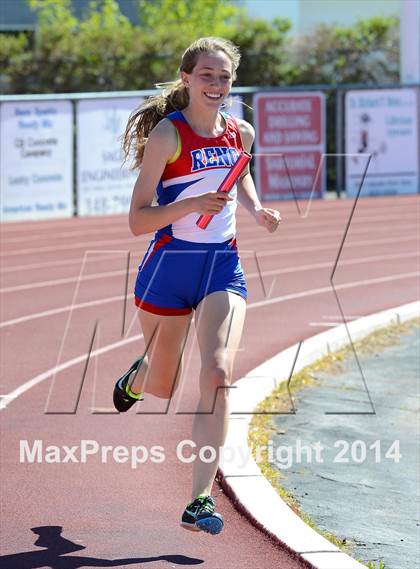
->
<box><xmin>122</xmin><ymin>37</ymin><xmax>241</xmax><ymax>169</ymax></box>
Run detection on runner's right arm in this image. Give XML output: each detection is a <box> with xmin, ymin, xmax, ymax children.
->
<box><xmin>128</xmin><ymin>119</ymin><xmax>232</xmax><ymax>236</ymax></box>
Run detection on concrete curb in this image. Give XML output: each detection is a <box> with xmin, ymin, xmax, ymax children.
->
<box><xmin>219</xmin><ymin>300</ymin><xmax>419</xmax><ymax>569</ymax></box>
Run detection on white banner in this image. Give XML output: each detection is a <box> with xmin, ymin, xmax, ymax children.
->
<box><xmin>0</xmin><ymin>101</ymin><xmax>73</xmax><ymax>222</ymax></box>
<box><xmin>76</xmin><ymin>98</ymin><xmax>142</xmax><ymax>216</ymax></box>
<box><xmin>345</xmin><ymin>88</ymin><xmax>420</xmax><ymax>196</ymax></box>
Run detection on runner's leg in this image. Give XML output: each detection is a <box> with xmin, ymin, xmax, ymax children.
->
<box><xmin>191</xmin><ymin>290</ymin><xmax>246</xmax><ymax>499</ymax></box>
<box><xmin>130</xmin><ymin>309</ymin><xmax>192</xmax><ymax>399</ymax></box>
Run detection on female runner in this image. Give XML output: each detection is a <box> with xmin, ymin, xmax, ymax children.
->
<box><xmin>113</xmin><ymin>37</ymin><xmax>281</xmax><ymax>535</ymax></box>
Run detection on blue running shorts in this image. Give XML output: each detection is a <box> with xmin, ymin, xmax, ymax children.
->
<box><xmin>134</xmin><ymin>234</ymin><xmax>247</xmax><ymax>315</ymax></box>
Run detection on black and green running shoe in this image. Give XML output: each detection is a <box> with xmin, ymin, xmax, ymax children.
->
<box><xmin>113</xmin><ymin>358</ymin><xmax>144</xmax><ymax>412</ymax></box>
<box><xmin>180</xmin><ymin>495</ymin><xmax>224</xmax><ymax>535</ymax></box>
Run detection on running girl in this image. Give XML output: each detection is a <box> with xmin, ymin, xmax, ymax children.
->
<box><xmin>113</xmin><ymin>37</ymin><xmax>281</xmax><ymax>535</ymax></box>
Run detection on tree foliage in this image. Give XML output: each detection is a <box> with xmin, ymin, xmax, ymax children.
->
<box><xmin>138</xmin><ymin>0</ymin><xmax>238</xmax><ymax>38</ymax></box>
<box><xmin>0</xmin><ymin>0</ymin><xmax>400</xmax><ymax>94</ymax></box>
<box><xmin>290</xmin><ymin>16</ymin><xmax>399</xmax><ymax>85</ymax></box>
<box><xmin>230</xmin><ymin>15</ymin><xmax>295</xmax><ymax>86</ymax></box>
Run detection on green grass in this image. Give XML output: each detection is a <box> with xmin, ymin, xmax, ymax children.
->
<box><xmin>247</xmin><ymin>317</ymin><xmax>419</xmax><ymax>568</ymax></box>
<box><xmin>364</xmin><ymin>561</ymin><xmax>387</xmax><ymax>569</ymax></box>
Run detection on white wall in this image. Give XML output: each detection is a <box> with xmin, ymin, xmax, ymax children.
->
<box><xmin>241</xmin><ymin>0</ymin><xmax>400</xmax><ymax>33</ymax></box>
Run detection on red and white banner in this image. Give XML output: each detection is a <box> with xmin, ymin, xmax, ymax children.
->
<box><xmin>253</xmin><ymin>92</ymin><xmax>326</xmax><ymax>200</ymax></box>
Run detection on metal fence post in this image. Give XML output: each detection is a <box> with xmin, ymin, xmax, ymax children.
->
<box><xmin>335</xmin><ymin>88</ymin><xmax>344</xmax><ymax>198</ymax></box>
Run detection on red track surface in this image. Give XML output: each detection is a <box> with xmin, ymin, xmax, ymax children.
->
<box><xmin>1</xmin><ymin>195</ymin><xmax>419</xmax><ymax>569</ymax></box>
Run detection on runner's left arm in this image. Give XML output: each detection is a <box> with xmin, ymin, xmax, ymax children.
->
<box><xmin>235</xmin><ymin>121</ymin><xmax>262</xmax><ymax>217</ymax></box>
<box><xmin>236</xmin><ymin>120</ymin><xmax>281</xmax><ymax>232</ymax></box>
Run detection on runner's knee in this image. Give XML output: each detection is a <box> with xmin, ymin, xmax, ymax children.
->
<box><xmin>200</xmin><ymin>365</ymin><xmax>231</xmax><ymax>400</ymax></box>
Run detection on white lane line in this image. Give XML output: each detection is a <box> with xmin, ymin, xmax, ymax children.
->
<box><xmin>1</xmin><ymin>211</ymin><xmax>418</xmax><ymax>270</ymax></box>
<box><xmin>322</xmin><ymin>315</ymin><xmax>363</xmax><ymax>319</ymax></box>
<box><xmin>0</xmin><ymin>197</ymin><xmax>417</xmax><ymax>236</ymax></box>
<box><xmin>1</xmin><ymin>212</ymin><xmax>419</xmax><ymax>257</ymax></box>
<box><xmin>0</xmin><ymin>215</ymin><xmax>128</xmax><ymax>233</ymax></box>
<box><xmin>0</xmin><ymin>333</ymin><xmax>143</xmax><ymax>410</ymax></box>
<box><xmin>1</xmin><ymin>225</ymin><xmax>129</xmax><ymax>244</ymax></box>
<box><xmin>0</xmin><ymin>295</ymin><xmax>124</xmax><ymax>328</ymax></box>
<box><xmin>309</xmin><ymin>322</ymin><xmax>341</xmax><ymax>327</ymax></box>
<box><xmin>240</xmin><ymin>235</ymin><xmax>418</xmax><ymax>260</ymax></box>
<box><xmin>0</xmin><ymin>236</ymin><xmax>137</xmax><ymax>257</ymax></box>
<box><xmin>0</xmin><ymin>248</ymin><xmax>418</xmax><ymax>304</ymax></box>
<box><xmin>0</xmin><ymin>252</ymin><xmax>128</xmax><ymax>275</ymax></box>
<box><xmin>2</xmin><ymin>211</ymin><xmax>418</xmax><ymax>245</ymax></box>
<box><xmin>0</xmin><ymin>226</ymin><xmax>418</xmax><ymax>282</ymax></box>
<box><xmin>1</xmin><ymin>270</ymin><xmax>419</xmax><ymax>411</ymax></box>
<box><xmin>1</xmin><ymin>269</ymin><xmax>130</xmax><ymax>293</ymax></box>
<box><xmin>249</xmin><ymin>271</ymin><xmax>420</xmax><ymax>310</ymax></box>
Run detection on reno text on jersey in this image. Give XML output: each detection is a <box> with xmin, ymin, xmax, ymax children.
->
<box><xmin>191</xmin><ymin>147</ymin><xmax>239</xmax><ymax>172</ymax></box>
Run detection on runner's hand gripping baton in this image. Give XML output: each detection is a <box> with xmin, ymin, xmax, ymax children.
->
<box><xmin>196</xmin><ymin>151</ymin><xmax>252</xmax><ymax>230</ymax></box>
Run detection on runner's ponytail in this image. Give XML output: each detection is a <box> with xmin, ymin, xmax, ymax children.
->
<box><xmin>122</xmin><ymin>80</ymin><xmax>189</xmax><ymax>170</ymax></box>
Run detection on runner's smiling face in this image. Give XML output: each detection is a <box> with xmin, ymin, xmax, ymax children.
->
<box><xmin>181</xmin><ymin>51</ymin><xmax>233</xmax><ymax>108</ymax></box>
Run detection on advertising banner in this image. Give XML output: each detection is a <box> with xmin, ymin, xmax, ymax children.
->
<box><xmin>345</xmin><ymin>88</ymin><xmax>420</xmax><ymax>196</ymax></box>
<box><xmin>253</xmin><ymin>92</ymin><xmax>326</xmax><ymax>200</ymax></box>
<box><xmin>76</xmin><ymin>98</ymin><xmax>142</xmax><ymax>216</ymax></box>
<box><xmin>0</xmin><ymin>100</ymin><xmax>73</xmax><ymax>222</ymax></box>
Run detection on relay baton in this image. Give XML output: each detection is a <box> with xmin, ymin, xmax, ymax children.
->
<box><xmin>196</xmin><ymin>151</ymin><xmax>252</xmax><ymax>230</ymax></box>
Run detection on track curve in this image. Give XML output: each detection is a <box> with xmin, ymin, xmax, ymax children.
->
<box><xmin>1</xmin><ymin>194</ymin><xmax>419</xmax><ymax>568</ymax></box>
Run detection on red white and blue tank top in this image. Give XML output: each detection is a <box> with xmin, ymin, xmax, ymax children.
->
<box><xmin>154</xmin><ymin>110</ymin><xmax>244</xmax><ymax>243</ymax></box>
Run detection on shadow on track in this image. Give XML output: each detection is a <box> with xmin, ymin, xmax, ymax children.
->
<box><xmin>1</xmin><ymin>526</ymin><xmax>204</xmax><ymax>568</ymax></box>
